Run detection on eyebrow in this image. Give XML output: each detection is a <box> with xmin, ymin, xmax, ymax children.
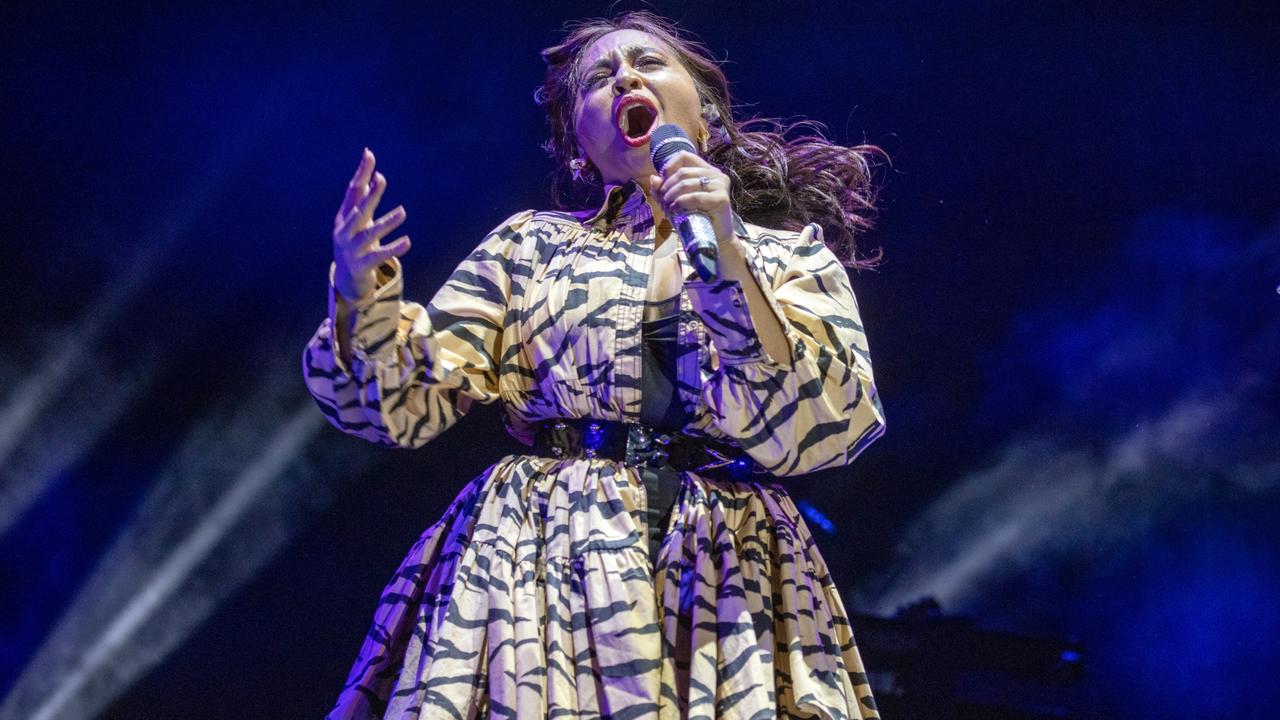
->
<box><xmin>582</xmin><ymin>45</ymin><xmax>666</xmax><ymax>76</ymax></box>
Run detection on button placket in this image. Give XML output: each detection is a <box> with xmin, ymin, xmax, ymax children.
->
<box><xmin>615</xmin><ymin>214</ymin><xmax>654</xmax><ymax>423</ymax></box>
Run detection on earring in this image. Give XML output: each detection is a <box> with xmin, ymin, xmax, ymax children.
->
<box><xmin>699</xmin><ymin>102</ymin><xmax>720</xmax><ymax>153</ymax></box>
<box><xmin>569</xmin><ymin>156</ymin><xmax>593</xmax><ymax>182</ymax></box>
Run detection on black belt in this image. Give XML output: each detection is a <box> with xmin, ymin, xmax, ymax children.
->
<box><xmin>532</xmin><ymin>418</ymin><xmax>768</xmax><ymax>482</ymax></box>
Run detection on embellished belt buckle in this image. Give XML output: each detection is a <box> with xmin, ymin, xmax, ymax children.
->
<box><xmin>546</xmin><ymin>420</ymin><xmax>609</xmax><ymax>459</ymax></box>
<box><xmin>624</xmin><ymin>424</ymin><xmax>672</xmax><ymax>468</ymax></box>
<box><xmin>545</xmin><ymin>420</ymin><xmax>577</xmax><ymax>458</ymax></box>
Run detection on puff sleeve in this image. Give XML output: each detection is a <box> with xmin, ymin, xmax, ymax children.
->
<box><xmin>301</xmin><ymin>209</ymin><xmax>534</xmax><ymax>449</ymax></box>
<box><xmin>686</xmin><ymin>222</ymin><xmax>886</xmax><ymax>476</ymax></box>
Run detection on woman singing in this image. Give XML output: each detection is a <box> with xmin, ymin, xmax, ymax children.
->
<box><xmin>303</xmin><ymin>11</ymin><xmax>887</xmax><ymax>719</ymax></box>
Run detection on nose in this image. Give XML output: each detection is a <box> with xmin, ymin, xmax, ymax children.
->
<box><xmin>612</xmin><ymin>66</ymin><xmax>642</xmax><ymax>95</ymax></box>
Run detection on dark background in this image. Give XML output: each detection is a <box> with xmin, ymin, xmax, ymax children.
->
<box><xmin>1</xmin><ymin>1</ymin><xmax>1277</xmax><ymax>718</ymax></box>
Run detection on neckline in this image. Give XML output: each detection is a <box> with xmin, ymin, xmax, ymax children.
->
<box><xmin>640</xmin><ymin>311</ymin><xmax>680</xmax><ymax>327</ymax></box>
<box><xmin>643</xmin><ymin>293</ymin><xmax>681</xmax><ymax>324</ymax></box>
<box><xmin>581</xmin><ymin>179</ymin><xmax>752</xmax><ymax>238</ymax></box>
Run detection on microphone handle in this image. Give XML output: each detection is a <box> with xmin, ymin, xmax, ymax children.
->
<box><xmin>673</xmin><ymin>211</ymin><xmax>719</xmax><ymax>282</ymax></box>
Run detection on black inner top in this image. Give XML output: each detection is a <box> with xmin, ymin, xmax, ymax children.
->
<box><xmin>638</xmin><ymin>304</ymin><xmax>691</xmax><ymax>565</ymax></box>
<box><xmin>638</xmin><ymin>312</ymin><xmax>693</xmax><ymax>431</ymax></box>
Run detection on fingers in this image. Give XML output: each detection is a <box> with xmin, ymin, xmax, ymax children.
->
<box><xmin>662</xmin><ymin>191</ymin><xmax>718</xmax><ymax>216</ymax></box>
<box><xmin>358</xmin><ymin>235</ymin><xmax>412</xmax><ymax>272</ymax></box>
<box><xmin>337</xmin><ymin>206</ymin><xmax>409</xmax><ymax>277</ymax></box>
<box><xmin>660</xmin><ymin>175</ymin><xmax>721</xmax><ymax>207</ymax></box>
<box><xmin>357</xmin><ymin>205</ymin><xmax>407</xmax><ymax>249</ymax></box>
<box><xmin>651</xmin><ymin>160</ymin><xmax>718</xmax><ymax>192</ymax></box>
<box><xmin>338</xmin><ymin>203</ymin><xmax>363</xmax><ymax>232</ymax></box>
<box><xmin>334</xmin><ymin>199</ymin><xmax>368</xmax><ymax>243</ymax></box>
<box><xmin>656</xmin><ymin>149</ymin><xmax>707</xmax><ymax>175</ymax></box>
<box><xmin>337</xmin><ymin>148</ymin><xmax>376</xmax><ymax>223</ymax></box>
<box><xmin>332</xmin><ymin>147</ymin><xmax>412</xmax><ymax>275</ymax></box>
<box><xmin>649</xmin><ymin>151</ymin><xmax>707</xmax><ymax>193</ymax></box>
<box><xmin>651</xmin><ymin>165</ymin><xmax>726</xmax><ymax>219</ymax></box>
<box><xmin>353</xmin><ymin>171</ymin><xmax>387</xmax><ymax>227</ymax></box>
<box><xmin>338</xmin><ymin>203</ymin><xmax>406</xmax><ymax>248</ymax></box>
<box><xmin>335</xmin><ymin>171</ymin><xmax>390</xmax><ymax>243</ymax></box>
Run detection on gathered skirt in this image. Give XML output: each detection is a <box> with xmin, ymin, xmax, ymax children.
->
<box><xmin>325</xmin><ymin>453</ymin><xmax>880</xmax><ymax>719</ymax></box>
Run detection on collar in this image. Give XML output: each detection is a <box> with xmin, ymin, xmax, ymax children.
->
<box><xmin>581</xmin><ymin>178</ymin><xmax>749</xmax><ymax>238</ymax></box>
<box><xmin>583</xmin><ymin>178</ymin><xmax>647</xmax><ymax>228</ymax></box>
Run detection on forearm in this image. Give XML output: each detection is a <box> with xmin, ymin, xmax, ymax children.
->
<box><xmin>334</xmin><ymin>297</ymin><xmax>355</xmax><ymax>370</ymax></box>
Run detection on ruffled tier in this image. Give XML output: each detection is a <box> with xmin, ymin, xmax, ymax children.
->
<box><xmin>326</xmin><ymin>454</ymin><xmax>879</xmax><ymax>720</ymax></box>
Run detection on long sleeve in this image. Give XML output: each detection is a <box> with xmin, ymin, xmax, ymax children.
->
<box><xmin>301</xmin><ymin>209</ymin><xmax>534</xmax><ymax>449</ymax></box>
<box><xmin>686</xmin><ymin>222</ymin><xmax>886</xmax><ymax>476</ymax></box>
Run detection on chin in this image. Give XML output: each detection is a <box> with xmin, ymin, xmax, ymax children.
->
<box><xmin>602</xmin><ymin>152</ymin><xmax>656</xmax><ymax>182</ymax></box>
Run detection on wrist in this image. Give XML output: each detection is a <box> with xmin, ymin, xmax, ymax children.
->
<box><xmin>334</xmin><ymin>267</ymin><xmax>376</xmax><ymax>303</ymax></box>
<box><xmin>714</xmin><ymin>237</ymin><xmax>749</xmax><ymax>267</ymax></box>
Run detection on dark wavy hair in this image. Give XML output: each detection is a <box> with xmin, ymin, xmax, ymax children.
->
<box><xmin>534</xmin><ymin>11</ymin><xmax>886</xmax><ymax>269</ymax></box>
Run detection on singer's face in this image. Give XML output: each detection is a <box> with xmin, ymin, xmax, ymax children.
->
<box><xmin>572</xmin><ymin>29</ymin><xmax>706</xmax><ymax>189</ymax></box>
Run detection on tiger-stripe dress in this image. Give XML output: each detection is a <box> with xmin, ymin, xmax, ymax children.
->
<box><xmin>302</xmin><ymin>179</ymin><xmax>886</xmax><ymax>719</ymax></box>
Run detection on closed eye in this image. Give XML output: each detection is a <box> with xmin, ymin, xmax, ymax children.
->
<box><xmin>582</xmin><ymin>53</ymin><xmax>666</xmax><ymax>89</ymax></box>
<box><xmin>591</xmin><ymin>59</ymin><xmax>660</xmax><ymax>84</ymax></box>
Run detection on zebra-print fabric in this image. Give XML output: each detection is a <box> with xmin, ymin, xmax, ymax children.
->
<box><xmin>303</xmin><ymin>180</ymin><xmax>886</xmax><ymax>718</ymax></box>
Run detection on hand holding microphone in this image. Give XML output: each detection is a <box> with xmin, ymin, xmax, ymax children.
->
<box><xmin>649</xmin><ymin>124</ymin><xmax>736</xmax><ymax>282</ymax></box>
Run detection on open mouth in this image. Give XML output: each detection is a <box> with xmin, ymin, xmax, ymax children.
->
<box><xmin>616</xmin><ymin>98</ymin><xmax>658</xmax><ymax>147</ymax></box>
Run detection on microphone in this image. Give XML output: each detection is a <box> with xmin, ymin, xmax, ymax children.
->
<box><xmin>650</xmin><ymin>124</ymin><xmax>719</xmax><ymax>282</ymax></box>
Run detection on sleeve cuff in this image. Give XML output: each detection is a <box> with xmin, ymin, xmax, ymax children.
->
<box><xmin>327</xmin><ymin>258</ymin><xmax>405</xmax><ymax>372</ymax></box>
<box><xmin>685</xmin><ymin>278</ymin><xmax>763</xmax><ymax>364</ymax></box>
<box><xmin>685</xmin><ymin>239</ymin><xmax>797</xmax><ymax>367</ymax></box>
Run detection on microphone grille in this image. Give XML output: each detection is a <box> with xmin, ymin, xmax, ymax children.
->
<box><xmin>650</xmin><ymin>124</ymin><xmax>696</xmax><ymax>171</ymax></box>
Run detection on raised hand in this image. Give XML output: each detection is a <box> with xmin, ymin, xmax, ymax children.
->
<box><xmin>333</xmin><ymin>148</ymin><xmax>411</xmax><ymax>301</ymax></box>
